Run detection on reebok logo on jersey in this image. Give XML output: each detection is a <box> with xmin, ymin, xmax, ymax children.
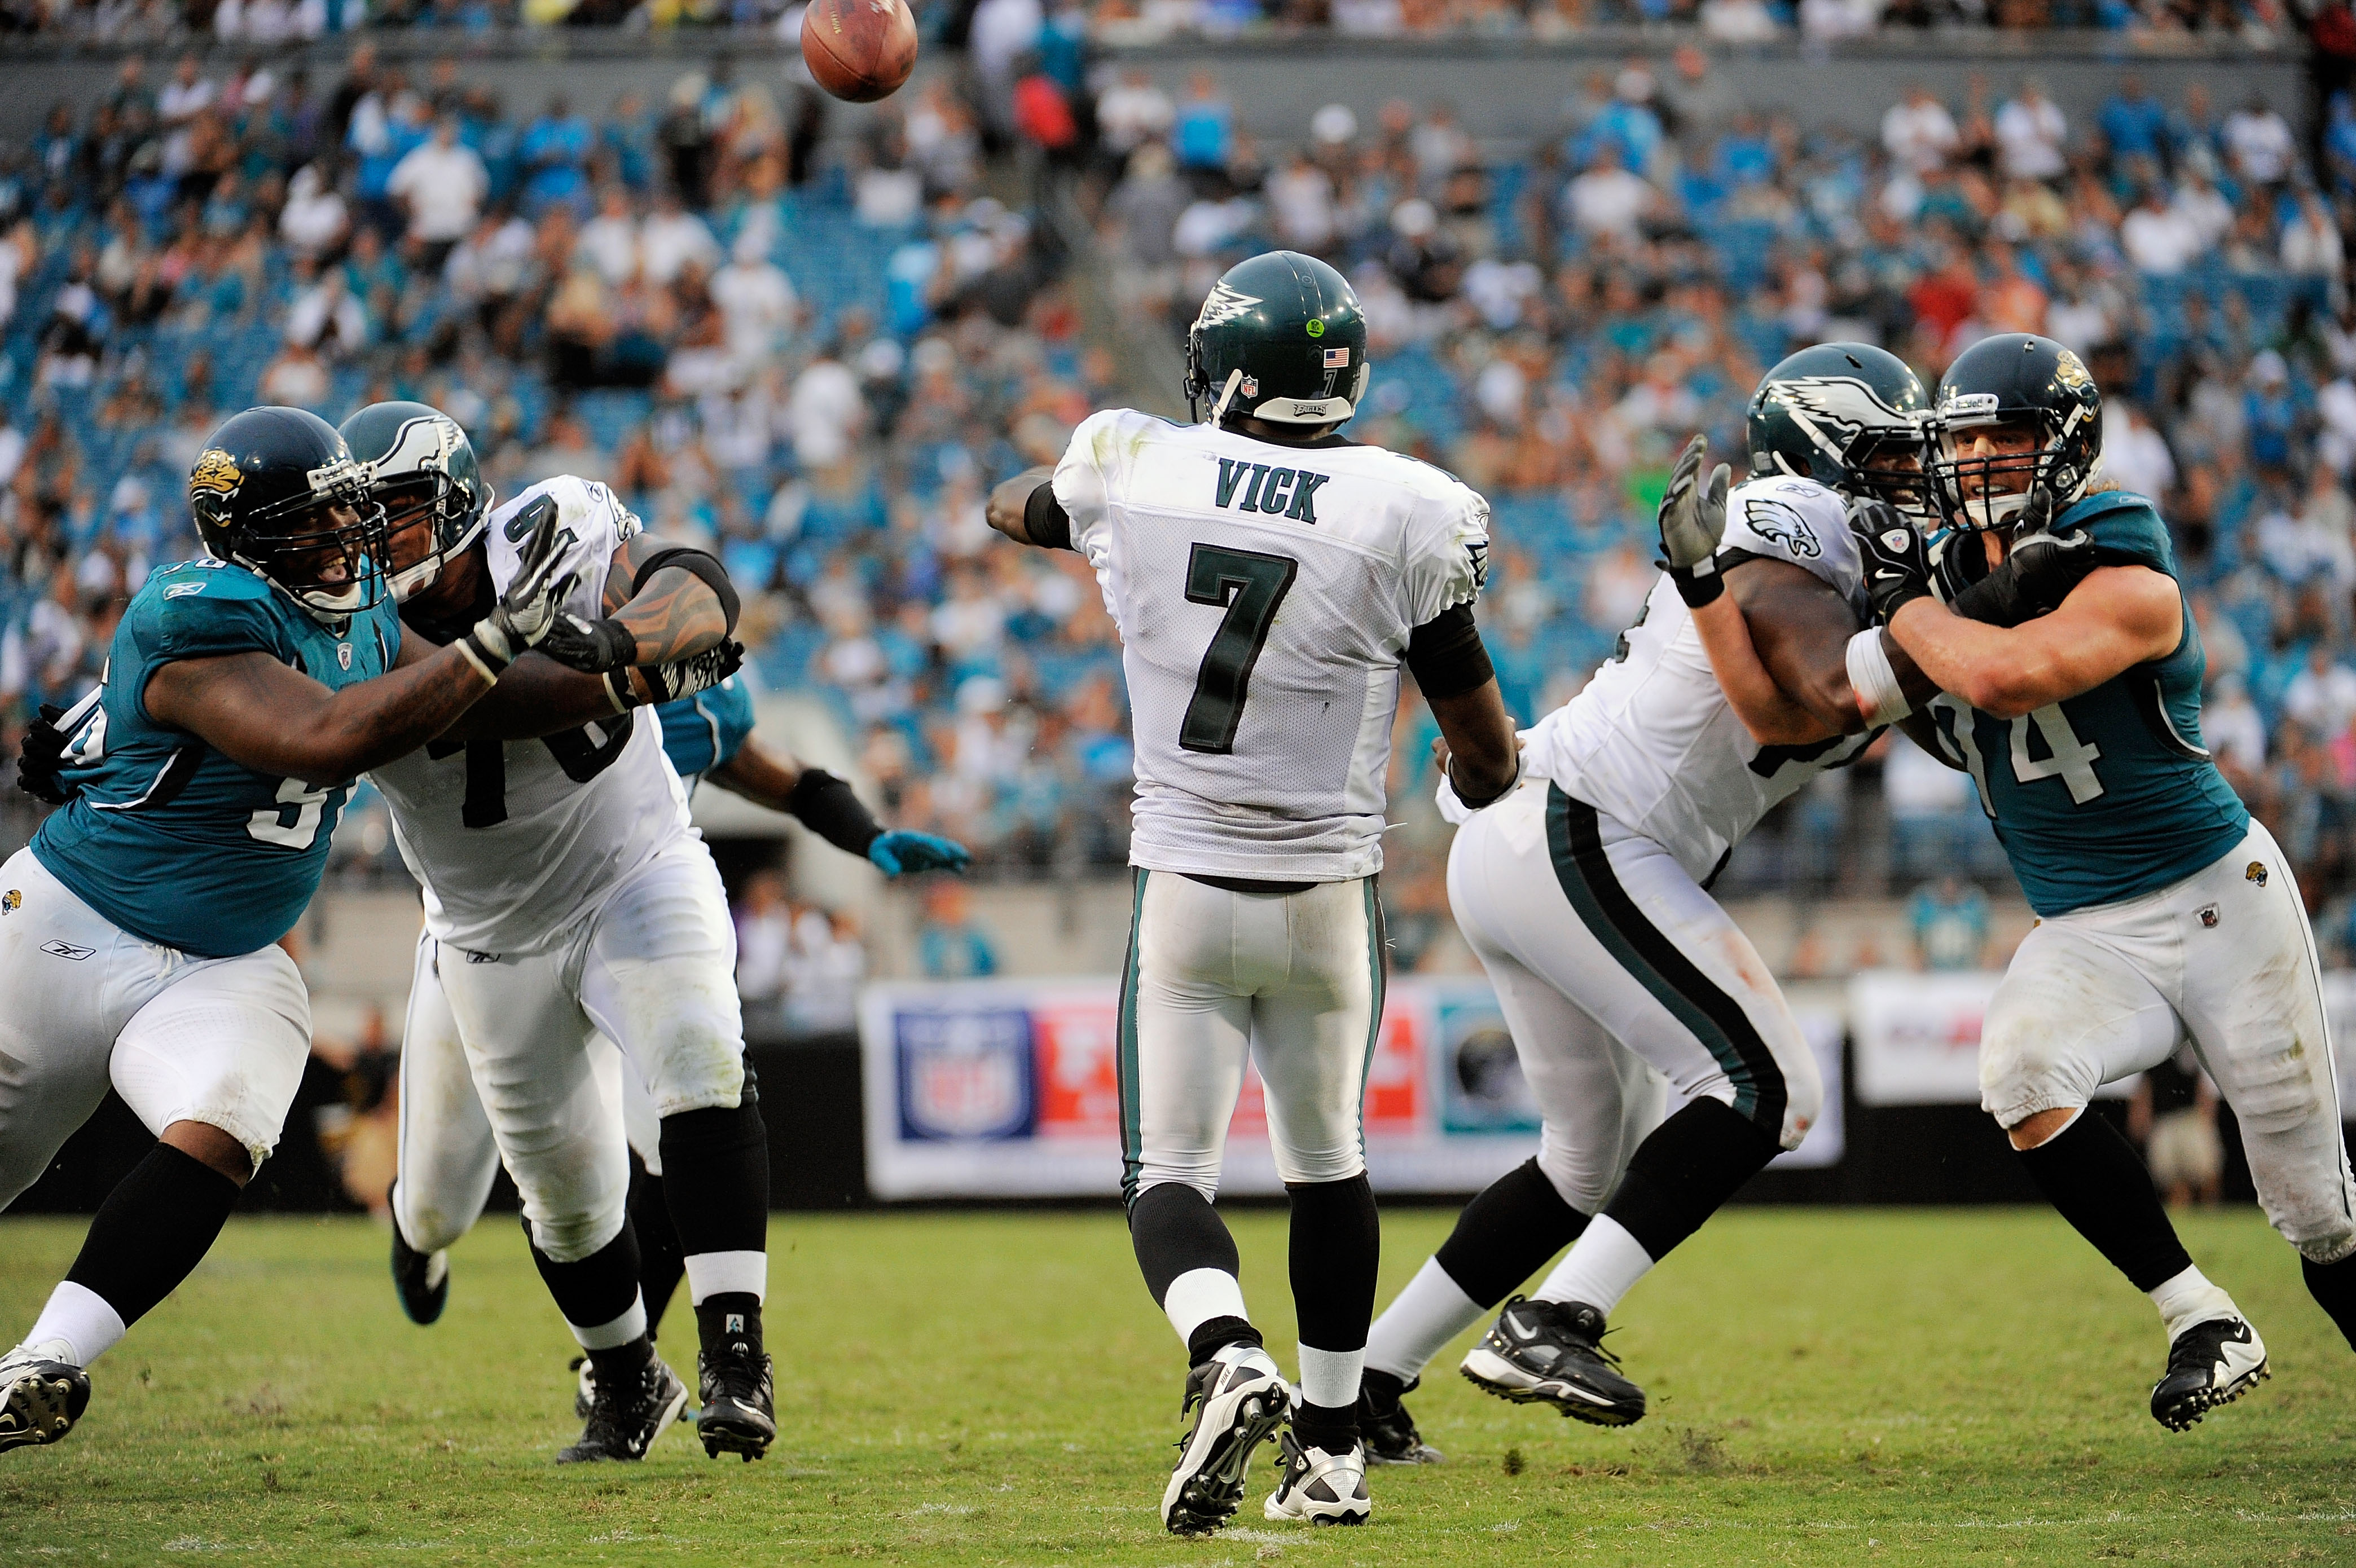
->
<box><xmin>164</xmin><ymin>582</ymin><xmax>206</xmax><ymax>600</ymax></box>
<box><xmin>39</xmin><ymin>940</ymin><xmax>93</xmax><ymax>961</ymax></box>
<box><xmin>1214</xmin><ymin>458</ymin><xmax>1330</xmax><ymax>523</ymax></box>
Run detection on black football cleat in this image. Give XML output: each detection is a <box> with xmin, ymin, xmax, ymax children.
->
<box><xmin>1357</xmin><ymin>1369</ymin><xmax>1442</xmax><ymax>1465</ymax></box>
<box><xmin>1460</xmin><ymin>1297</ymin><xmax>1646</xmax><ymax>1427</ymax></box>
<box><xmin>0</xmin><ymin>1344</ymin><xmax>89</xmax><ymax>1456</ymax></box>
<box><xmin>696</xmin><ymin>1342</ymin><xmax>775</xmax><ymax>1461</ymax></box>
<box><xmin>388</xmin><ymin>1186</ymin><xmax>449</xmax><ymax>1326</ymax></box>
<box><xmin>1162</xmin><ymin>1342</ymin><xmax>1289</xmax><ymax>1535</ymax></box>
<box><xmin>556</xmin><ymin>1355</ymin><xmax>688</xmax><ymax>1463</ymax></box>
<box><xmin>2151</xmin><ymin>1316</ymin><xmax>2269</xmax><ymax>1432</ymax></box>
<box><xmin>1262</xmin><ymin>1428</ymin><xmax>1370</xmax><ymax>1525</ymax></box>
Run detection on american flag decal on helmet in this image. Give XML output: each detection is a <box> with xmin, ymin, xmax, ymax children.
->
<box><xmin>1323</xmin><ymin>347</ymin><xmax>1351</xmax><ymax>368</ymax></box>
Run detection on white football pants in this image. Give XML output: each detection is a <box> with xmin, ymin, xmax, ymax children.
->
<box><xmin>392</xmin><ymin>840</ymin><xmax>744</xmax><ymax>1263</ymax></box>
<box><xmin>1118</xmin><ymin>870</ymin><xmax>1383</xmax><ymax>1203</ymax></box>
<box><xmin>1980</xmin><ymin>819</ymin><xmax>2356</xmax><ymax>1265</ymax></box>
<box><xmin>1445</xmin><ymin>781</ymin><xmax>1819</xmax><ymax>1217</ymax></box>
<box><xmin>0</xmin><ymin>847</ymin><xmax>311</xmax><ymax>1205</ymax></box>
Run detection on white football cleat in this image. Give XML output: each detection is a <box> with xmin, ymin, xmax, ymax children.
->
<box><xmin>1263</xmin><ymin>1429</ymin><xmax>1370</xmax><ymax>1525</ymax></box>
<box><xmin>1161</xmin><ymin>1342</ymin><xmax>1289</xmax><ymax>1536</ymax></box>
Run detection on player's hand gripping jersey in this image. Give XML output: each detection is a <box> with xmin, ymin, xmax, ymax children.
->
<box><xmin>1055</xmin><ymin>407</ymin><xmax>1488</xmax><ymax>881</ymax></box>
<box><xmin>368</xmin><ymin>475</ymin><xmax>694</xmax><ymax>954</ymax></box>
<box><xmin>1923</xmin><ymin>490</ymin><xmax>2248</xmax><ymax>917</ymax></box>
<box><xmin>32</xmin><ymin>558</ymin><xmax>401</xmax><ymax>957</ymax></box>
<box><xmin>1521</xmin><ymin>475</ymin><xmax>1875</xmax><ymax>882</ymax></box>
<box><xmin>656</xmin><ymin>672</ymin><xmax>755</xmax><ymax>796</ymax></box>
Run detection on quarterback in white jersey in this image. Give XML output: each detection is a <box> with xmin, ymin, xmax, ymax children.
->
<box><xmin>1358</xmin><ymin>345</ymin><xmax>2016</xmax><ymax>1456</ymax></box>
<box><xmin>339</xmin><ymin>402</ymin><xmax>775</xmax><ymax>1468</ymax></box>
<box><xmin>989</xmin><ymin>253</ymin><xmax>1520</xmax><ymax>1534</ymax></box>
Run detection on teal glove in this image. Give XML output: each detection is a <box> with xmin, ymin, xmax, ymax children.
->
<box><xmin>868</xmin><ymin>830</ymin><xmax>972</xmax><ymax>877</ymax></box>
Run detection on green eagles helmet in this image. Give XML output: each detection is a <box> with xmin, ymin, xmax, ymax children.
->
<box><xmin>1747</xmin><ymin>342</ymin><xmax>1932</xmax><ymax>519</ymax></box>
<box><xmin>339</xmin><ymin>400</ymin><xmax>493</xmax><ymax>601</ymax></box>
<box><xmin>188</xmin><ymin>406</ymin><xmax>386</xmax><ymax>626</ymax></box>
<box><xmin>1183</xmin><ymin>250</ymin><xmax>1371</xmax><ymax>428</ymax></box>
<box><xmin>1931</xmin><ymin>332</ymin><xmax>2102</xmax><ymax>534</ymax></box>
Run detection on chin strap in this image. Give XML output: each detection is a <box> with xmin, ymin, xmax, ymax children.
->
<box><xmin>1208</xmin><ymin>369</ymin><xmax>1244</xmax><ymax>425</ymax></box>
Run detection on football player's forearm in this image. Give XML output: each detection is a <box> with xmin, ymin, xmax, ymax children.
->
<box><xmin>1693</xmin><ymin>594</ymin><xmax>1835</xmax><ymax>745</ymax></box>
<box><xmin>708</xmin><ymin>738</ymin><xmax>804</xmax><ymax>814</ymax></box>
<box><xmin>1729</xmin><ymin>559</ymin><xmax>1864</xmax><ymax>738</ymax></box>
<box><xmin>610</xmin><ymin>566</ymin><xmax>728</xmax><ymax>664</ymax></box>
<box><xmin>1430</xmin><ymin>681</ymin><xmax>1519</xmax><ymax>801</ymax></box>
<box><xmin>1887</xmin><ymin>600</ymin><xmax>2061</xmax><ymax>719</ymax></box>
<box><xmin>156</xmin><ymin>646</ymin><xmax>497</xmax><ymax>782</ymax></box>
<box><xmin>441</xmin><ymin>653</ymin><xmax>632</xmax><ymax>741</ymax></box>
<box><xmin>986</xmin><ymin>466</ymin><xmax>1055</xmax><ymax>545</ymax></box>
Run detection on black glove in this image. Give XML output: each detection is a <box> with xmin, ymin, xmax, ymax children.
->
<box><xmin>16</xmin><ymin>703</ymin><xmax>76</xmax><ymax>805</ymax></box>
<box><xmin>1949</xmin><ymin>511</ymin><xmax>2099</xmax><ymax>628</ymax></box>
<box><xmin>1850</xmin><ymin>497</ymin><xmax>1933</xmax><ymax>626</ymax></box>
<box><xmin>605</xmin><ymin>638</ymin><xmax>746</xmax><ymax>710</ymax></box>
<box><xmin>540</xmin><ymin>610</ymin><xmax>640</xmax><ymax>675</ymax></box>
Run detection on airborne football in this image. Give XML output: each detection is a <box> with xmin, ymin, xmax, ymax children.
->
<box><xmin>2</xmin><ymin>2</ymin><xmax>2354</xmax><ymax>1562</ymax></box>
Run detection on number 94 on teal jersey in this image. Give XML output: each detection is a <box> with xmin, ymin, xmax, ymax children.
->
<box><xmin>28</xmin><ymin>558</ymin><xmax>402</xmax><ymax>959</ymax></box>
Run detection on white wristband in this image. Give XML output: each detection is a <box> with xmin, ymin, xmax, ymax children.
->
<box><xmin>1845</xmin><ymin>628</ymin><xmax>1914</xmax><ymax>728</ymax></box>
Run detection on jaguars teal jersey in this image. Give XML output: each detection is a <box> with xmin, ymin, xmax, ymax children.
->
<box><xmin>31</xmin><ymin>558</ymin><xmax>401</xmax><ymax>957</ymax></box>
<box><xmin>657</xmin><ymin>673</ymin><xmax>755</xmax><ymax>794</ymax></box>
<box><xmin>1927</xmin><ymin>491</ymin><xmax>2248</xmax><ymax>917</ymax></box>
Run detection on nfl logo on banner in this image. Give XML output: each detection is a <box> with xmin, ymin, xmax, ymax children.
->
<box><xmin>896</xmin><ymin>1006</ymin><xmax>1038</xmax><ymax>1141</ymax></box>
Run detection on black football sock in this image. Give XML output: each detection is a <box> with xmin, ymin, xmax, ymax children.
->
<box><xmin>1130</xmin><ymin>1182</ymin><xmax>1261</xmax><ymax>1364</ymax></box>
<box><xmin>628</xmin><ymin>1162</ymin><xmax>686</xmax><ymax>1342</ymax></box>
<box><xmin>657</xmin><ymin>1097</ymin><xmax>771</xmax><ymax>1361</ymax></box>
<box><xmin>1601</xmin><ymin>1097</ymin><xmax>1783</xmax><ymax>1261</ymax></box>
<box><xmin>529</xmin><ymin>1214</ymin><xmax>646</xmax><ymax>1347</ymax></box>
<box><xmin>63</xmin><ymin>1143</ymin><xmax>241</xmax><ymax>1330</ymax></box>
<box><xmin>1435</xmin><ymin>1156</ymin><xmax>1591</xmax><ymax>1308</ymax></box>
<box><xmin>2014</xmin><ymin>1111</ymin><xmax>2194</xmax><ymax>1292</ymax></box>
<box><xmin>2302</xmin><ymin>1252</ymin><xmax>2356</xmax><ymax>1352</ymax></box>
<box><xmin>1287</xmin><ymin>1175</ymin><xmax>1378</xmax><ymax>1448</ymax></box>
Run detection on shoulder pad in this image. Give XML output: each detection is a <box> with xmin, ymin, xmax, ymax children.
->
<box><xmin>2058</xmin><ymin>490</ymin><xmax>2173</xmax><ymax>575</ymax></box>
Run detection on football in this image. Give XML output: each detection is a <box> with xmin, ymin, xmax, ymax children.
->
<box><xmin>801</xmin><ymin>0</ymin><xmax>918</xmax><ymax>104</ymax></box>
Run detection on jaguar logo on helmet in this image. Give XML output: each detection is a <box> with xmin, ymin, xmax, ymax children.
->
<box><xmin>190</xmin><ymin>448</ymin><xmax>244</xmax><ymax>500</ymax></box>
<box><xmin>2052</xmin><ymin>349</ymin><xmax>2093</xmax><ymax>391</ymax></box>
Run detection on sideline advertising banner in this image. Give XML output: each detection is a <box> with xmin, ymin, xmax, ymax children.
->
<box><xmin>860</xmin><ymin>977</ymin><xmax>1845</xmax><ymax>1200</ymax></box>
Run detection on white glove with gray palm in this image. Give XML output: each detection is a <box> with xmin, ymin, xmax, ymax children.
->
<box><xmin>1657</xmin><ymin>433</ymin><xmax>1733</xmax><ymax>608</ymax></box>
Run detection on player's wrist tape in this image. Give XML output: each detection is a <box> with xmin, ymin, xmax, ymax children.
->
<box><xmin>786</xmin><ymin>767</ymin><xmax>884</xmax><ymax>856</ymax></box>
<box><xmin>457</xmin><ymin>623</ymin><xmax>515</xmax><ymax>684</ymax></box>
<box><xmin>1845</xmin><ymin>628</ymin><xmax>1913</xmax><ymax>727</ymax></box>
<box><xmin>1024</xmin><ymin>483</ymin><xmax>1073</xmax><ymax>551</ymax></box>
<box><xmin>1669</xmin><ymin>555</ymin><xmax>1724</xmax><ymax>609</ymax></box>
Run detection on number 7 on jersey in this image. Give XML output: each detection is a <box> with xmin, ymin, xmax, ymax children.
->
<box><xmin>1179</xmin><ymin>543</ymin><xmax>1298</xmax><ymax>755</ymax></box>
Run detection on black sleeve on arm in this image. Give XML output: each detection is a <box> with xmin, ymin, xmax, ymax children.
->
<box><xmin>785</xmin><ymin>767</ymin><xmax>885</xmax><ymax>857</ymax></box>
<box><xmin>1404</xmin><ymin>602</ymin><xmax>1496</xmax><ymax>700</ymax></box>
<box><xmin>632</xmin><ymin>545</ymin><xmax>742</xmax><ymax>633</ymax></box>
<box><xmin>1024</xmin><ymin>482</ymin><xmax>1073</xmax><ymax>550</ymax></box>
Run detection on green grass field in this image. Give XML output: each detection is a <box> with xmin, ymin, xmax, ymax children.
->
<box><xmin>1</xmin><ymin>1206</ymin><xmax>2350</xmax><ymax>1565</ymax></box>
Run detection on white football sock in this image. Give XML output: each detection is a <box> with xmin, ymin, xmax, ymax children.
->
<box><xmin>1365</xmin><ymin>1257</ymin><xmax>1484</xmax><ymax>1384</ymax></box>
<box><xmin>2148</xmin><ymin>1264</ymin><xmax>2241</xmax><ymax>1342</ymax></box>
<box><xmin>1531</xmin><ymin>1215</ymin><xmax>1655</xmax><ymax>1317</ymax></box>
<box><xmin>683</xmin><ymin>1250</ymin><xmax>767</xmax><ymax>1305</ymax></box>
<box><xmin>1296</xmin><ymin>1345</ymin><xmax>1363</xmax><ymax>1412</ymax></box>
<box><xmin>1162</xmin><ymin>1267</ymin><xmax>1250</xmax><ymax>1350</ymax></box>
<box><xmin>568</xmin><ymin>1292</ymin><xmax>648</xmax><ymax>1351</ymax></box>
<box><xmin>24</xmin><ymin>1282</ymin><xmax>127</xmax><ymax>1369</ymax></box>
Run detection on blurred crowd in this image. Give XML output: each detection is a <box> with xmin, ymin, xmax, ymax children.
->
<box><xmin>1</xmin><ymin>0</ymin><xmax>2322</xmax><ymax>42</ymax></box>
<box><xmin>6</xmin><ymin>32</ymin><xmax>2356</xmax><ymax>981</ymax></box>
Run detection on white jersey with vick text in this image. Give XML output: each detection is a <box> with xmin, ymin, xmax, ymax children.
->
<box><xmin>1056</xmin><ymin>408</ymin><xmax>1489</xmax><ymax>881</ymax></box>
<box><xmin>370</xmin><ymin>474</ymin><xmax>696</xmax><ymax>955</ymax></box>
<box><xmin>1521</xmin><ymin>475</ymin><xmax>1875</xmax><ymax>883</ymax></box>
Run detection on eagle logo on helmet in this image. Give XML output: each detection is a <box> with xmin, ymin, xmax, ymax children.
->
<box><xmin>1195</xmin><ymin>281</ymin><xmax>1261</xmax><ymax>328</ymax></box>
<box><xmin>372</xmin><ymin>413</ymin><xmax>459</xmax><ymax>483</ymax></box>
<box><xmin>1767</xmin><ymin>376</ymin><xmax>1915</xmax><ymax>465</ymax></box>
<box><xmin>189</xmin><ymin>448</ymin><xmax>244</xmax><ymax>500</ymax></box>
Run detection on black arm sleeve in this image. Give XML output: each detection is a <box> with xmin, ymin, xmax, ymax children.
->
<box><xmin>632</xmin><ymin>545</ymin><xmax>742</xmax><ymax>634</ymax></box>
<box><xmin>1024</xmin><ymin>482</ymin><xmax>1073</xmax><ymax>551</ymax></box>
<box><xmin>785</xmin><ymin>767</ymin><xmax>885</xmax><ymax>857</ymax></box>
<box><xmin>1404</xmin><ymin>602</ymin><xmax>1495</xmax><ymax>700</ymax></box>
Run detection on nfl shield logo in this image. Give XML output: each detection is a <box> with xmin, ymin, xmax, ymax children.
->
<box><xmin>896</xmin><ymin>1007</ymin><xmax>1037</xmax><ymax>1140</ymax></box>
<box><xmin>338</xmin><ymin>643</ymin><xmax>354</xmax><ymax>671</ymax></box>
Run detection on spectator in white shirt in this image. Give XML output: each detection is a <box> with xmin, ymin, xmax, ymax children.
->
<box><xmin>711</xmin><ymin>230</ymin><xmax>799</xmax><ymax>370</ymax></box>
<box><xmin>278</xmin><ymin>162</ymin><xmax>348</xmax><ymax>259</ymax></box>
<box><xmin>1095</xmin><ymin>67</ymin><xmax>1174</xmax><ymax>159</ymax></box>
<box><xmin>639</xmin><ymin>187</ymin><xmax>720</xmax><ymax>285</ymax></box>
<box><xmin>2173</xmin><ymin>168</ymin><xmax>2234</xmax><ymax>248</ymax></box>
<box><xmin>2282</xmin><ymin>190</ymin><xmax>2345</xmax><ymax>282</ymax></box>
<box><xmin>1267</xmin><ymin>150</ymin><xmax>1337</xmax><ymax>252</ymax></box>
<box><xmin>2204</xmin><ymin>672</ymin><xmax>2266</xmax><ymax>781</ymax></box>
<box><xmin>2120</xmin><ymin>184</ymin><xmax>2205</xmax><ymax>275</ymax></box>
<box><xmin>386</xmin><ymin>118</ymin><xmax>487</xmax><ymax>259</ymax></box>
<box><xmin>574</xmin><ymin>187</ymin><xmax>640</xmax><ymax>287</ymax></box>
<box><xmin>157</xmin><ymin>54</ymin><xmax>216</xmax><ymax>127</ymax></box>
<box><xmin>2102</xmin><ymin>402</ymin><xmax>2177</xmax><ymax>500</ymax></box>
<box><xmin>1700</xmin><ymin>0</ymin><xmax>1782</xmax><ymax>41</ymax></box>
<box><xmin>1994</xmin><ymin>80</ymin><xmax>2066</xmax><ymax>183</ymax></box>
<box><xmin>2284</xmin><ymin>646</ymin><xmax>2356</xmax><ymax>742</ymax></box>
<box><xmin>284</xmin><ymin>263</ymin><xmax>367</xmax><ymax>356</ymax></box>
<box><xmin>789</xmin><ymin>349</ymin><xmax>865</xmax><ymax>470</ymax></box>
<box><xmin>1882</xmin><ymin>86</ymin><xmax>1959</xmax><ymax>176</ymax></box>
<box><xmin>1562</xmin><ymin>147</ymin><xmax>1657</xmax><ymax>242</ymax></box>
<box><xmin>2224</xmin><ymin>96</ymin><xmax>2296</xmax><ymax>188</ymax></box>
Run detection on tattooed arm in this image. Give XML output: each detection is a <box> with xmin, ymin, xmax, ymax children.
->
<box><xmin>535</xmin><ymin>531</ymin><xmax>739</xmax><ymax>675</ymax></box>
